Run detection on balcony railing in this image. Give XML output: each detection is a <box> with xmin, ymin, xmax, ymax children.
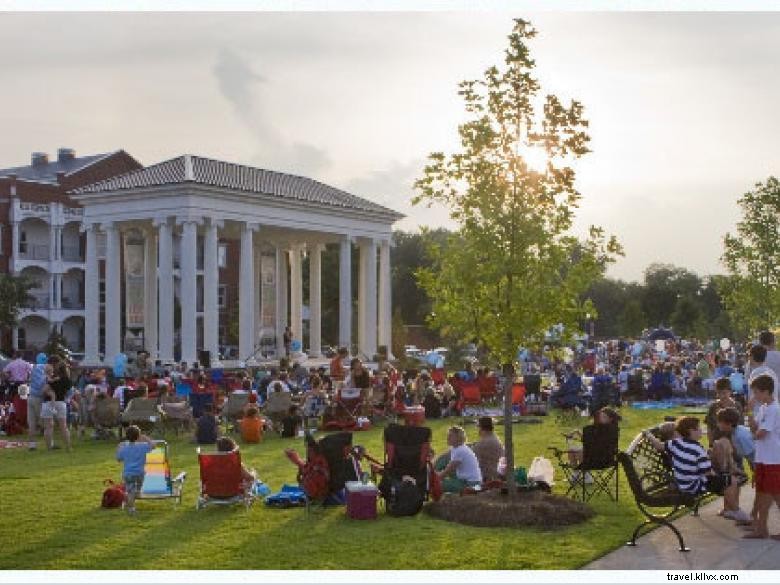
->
<box><xmin>61</xmin><ymin>297</ymin><xmax>85</xmax><ymax>310</ymax></box>
<box><xmin>27</xmin><ymin>293</ymin><xmax>51</xmax><ymax>310</ymax></box>
<box><xmin>61</xmin><ymin>246</ymin><xmax>84</xmax><ymax>262</ymax></box>
<box><xmin>18</xmin><ymin>244</ymin><xmax>50</xmax><ymax>261</ymax></box>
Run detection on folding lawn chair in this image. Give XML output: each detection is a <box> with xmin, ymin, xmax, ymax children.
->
<box><xmin>137</xmin><ymin>440</ymin><xmax>187</xmax><ymax>505</ymax></box>
<box><xmin>196</xmin><ymin>446</ymin><xmax>255</xmax><ymax>510</ymax></box>
<box><xmin>374</xmin><ymin>423</ymin><xmax>435</xmax><ymax>514</ymax></box>
<box><xmin>222</xmin><ymin>392</ymin><xmax>249</xmax><ymax>432</ymax></box>
<box><xmin>121</xmin><ymin>398</ymin><xmax>163</xmax><ymax>435</ymax></box>
<box><xmin>549</xmin><ymin>423</ymin><xmax>619</xmax><ymax>502</ymax></box>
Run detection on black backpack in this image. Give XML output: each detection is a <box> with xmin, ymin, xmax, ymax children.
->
<box><xmin>382</xmin><ymin>476</ymin><xmax>424</xmax><ymax>517</ymax></box>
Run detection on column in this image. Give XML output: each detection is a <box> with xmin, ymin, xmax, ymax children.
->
<box><xmin>378</xmin><ymin>239</ymin><xmax>393</xmax><ymax>358</ymax></box>
<box><xmin>338</xmin><ymin>236</ymin><xmax>352</xmax><ymax>353</ymax></box>
<box><xmin>203</xmin><ymin>219</ymin><xmax>221</xmax><ymax>366</ymax></box>
<box><xmin>289</xmin><ymin>244</ymin><xmax>303</xmax><ymax>351</ymax></box>
<box><xmin>83</xmin><ymin>224</ymin><xmax>100</xmax><ymax>365</ymax></box>
<box><xmin>12</xmin><ymin>327</ymin><xmax>18</xmax><ymax>352</ymax></box>
<box><xmin>53</xmin><ymin>273</ymin><xmax>63</xmax><ymax>309</ymax></box>
<box><xmin>179</xmin><ymin>219</ymin><xmax>199</xmax><ymax>366</ymax></box>
<box><xmin>254</xmin><ymin>242</ymin><xmax>262</xmax><ymax>350</ymax></box>
<box><xmin>143</xmin><ymin>228</ymin><xmax>158</xmax><ymax>360</ymax></box>
<box><xmin>275</xmin><ymin>245</ymin><xmax>288</xmax><ymax>357</ymax></box>
<box><xmin>49</xmin><ymin>224</ymin><xmax>58</xmax><ymax>262</ymax></box>
<box><xmin>358</xmin><ymin>238</ymin><xmax>377</xmax><ymax>359</ymax></box>
<box><xmin>309</xmin><ymin>243</ymin><xmax>323</xmax><ymax>358</ymax></box>
<box><xmin>239</xmin><ymin>222</ymin><xmax>258</xmax><ymax>364</ymax></box>
<box><xmin>11</xmin><ymin>221</ymin><xmax>19</xmax><ymax>271</ymax></box>
<box><xmin>103</xmin><ymin>222</ymin><xmax>121</xmax><ymax>365</ymax></box>
<box><xmin>156</xmin><ymin>218</ymin><xmax>175</xmax><ymax>364</ymax></box>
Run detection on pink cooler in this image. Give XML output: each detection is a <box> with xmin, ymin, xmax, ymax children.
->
<box><xmin>345</xmin><ymin>481</ymin><xmax>378</xmax><ymax>520</ymax></box>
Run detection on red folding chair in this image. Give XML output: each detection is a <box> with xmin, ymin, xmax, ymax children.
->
<box><xmin>511</xmin><ymin>383</ymin><xmax>526</xmax><ymax>414</ymax></box>
<box><xmin>479</xmin><ymin>376</ymin><xmax>499</xmax><ymax>401</ymax></box>
<box><xmin>196</xmin><ymin>447</ymin><xmax>254</xmax><ymax>510</ymax></box>
<box><xmin>431</xmin><ymin>369</ymin><xmax>446</xmax><ymax>385</ymax></box>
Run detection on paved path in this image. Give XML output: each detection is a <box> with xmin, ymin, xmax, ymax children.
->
<box><xmin>586</xmin><ymin>487</ymin><xmax>780</xmax><ymax>570</ymax></box>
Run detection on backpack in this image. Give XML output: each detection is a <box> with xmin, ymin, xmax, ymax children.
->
<box><xmin>101</xmin><ymin>479</ymin><xmax>126</xmax><ymax>508</ymax></box>
<box><xmin>299</xmin><ymin>452</ymin><xmax>330</xmax><ymax>501</ymax></box>
<box><xmin>383</xmin><ymin>477</ymin><xmax>424</xmax><ymax>517</ymax></box>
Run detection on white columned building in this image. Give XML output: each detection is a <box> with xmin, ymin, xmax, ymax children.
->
<box><xmin>70</xmin><ymin>154</ymin><xmax>402</xmax><ymax>367</ymax></box>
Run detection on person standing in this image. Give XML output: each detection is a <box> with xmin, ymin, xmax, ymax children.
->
<box><xmin>41</xmin><ymin>357</ymin><xmax>72</xmax><ymax>451</ymax></box>
<box><xmin>26</xmin><ymin>353</ymin><xmax>48</xmax><ymax>447</ymax></box>
<box><xmin>283</xmin><ymin>326</ymin><xmax>293</xmax><ymax>357</ymax></box>
<box><xmin>2</xmin><ymin>352</ymin><xmax>32</xmax><ymax>400</ymax></box>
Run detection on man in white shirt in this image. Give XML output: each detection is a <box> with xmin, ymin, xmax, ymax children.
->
<box><xmin>747</xmin><ymin>344</ymin><xmax>779</xmax><ymax>405</ymax></box>
<box><xmin>749</xmin><ymin>332</ymin><xmax>780</xmax><ymax>384</ymax></box>
<box><xmin>436</xmin><ymin>425</ymin><xmax>483</xmax><ymax>492</ymax></box>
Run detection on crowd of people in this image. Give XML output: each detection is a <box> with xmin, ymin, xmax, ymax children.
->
<box><xmin>3</xmin><ymin>331</ymin><xmax>780</xmax><ymax>537</ymax></box>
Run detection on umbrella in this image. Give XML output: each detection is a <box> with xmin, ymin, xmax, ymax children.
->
<box><xmin>425</xmin><ymin>351</ymin><xmax>445</xmax><ymax>368</ymax></box>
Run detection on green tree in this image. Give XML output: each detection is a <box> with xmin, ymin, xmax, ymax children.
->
<box><xmin>413</xmin><ymin>19</ymin><xmax>621</xmax><ymax>491</ymax></box>
<box><xmin>670</xmin><ymin>295</ymin><xmax>701</xmax><ymax>338</ymax></box>
<box><xmin>721</xmin><ymin>177</ymin><xmax>780</xmax><ymax>335</ymax></box>
<box><xmin>618</xmin><ymin>298</ymin><xmax>646</xmax><ymax>337</ymax></box>
<box><xmin>641</xmin><ymin>263</ymin><xmax>701</xmax><ymax>328</ymax></box>
<box><xmin>0</xmin><ymin>273</ymin><xmax>34</xmax><ymax>347</ymax></box>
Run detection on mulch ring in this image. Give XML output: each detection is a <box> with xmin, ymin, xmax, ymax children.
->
<box><xmin>426</xmin><ymin>489</ymin><xmax>594</xmax><ymax>529</ymax></box>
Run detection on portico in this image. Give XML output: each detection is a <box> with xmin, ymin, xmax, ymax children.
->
<box><xmin>70</xmin><ymin>154</ymin><xmax>401</xmax><ymax>367</ymax></box>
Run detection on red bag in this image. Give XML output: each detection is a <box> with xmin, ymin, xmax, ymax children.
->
<box><xmin>101</xmin><ymin>479</ymin><xmax>126</xmax><ymax>508</ymax></box>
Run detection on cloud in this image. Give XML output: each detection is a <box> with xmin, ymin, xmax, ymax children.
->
<box><xmin>212</xmin><ymin>48</ymin><xmax>331</xmax><ymax>176</ymax></box>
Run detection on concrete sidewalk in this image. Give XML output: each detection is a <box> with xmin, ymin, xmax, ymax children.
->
<box><xmin>586</xmin><ymin>487</ymin><xmax>780</xmax><ymax>570</ymax></box>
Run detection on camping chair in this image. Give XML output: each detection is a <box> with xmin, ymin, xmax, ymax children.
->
<box><xmin>93</xmin><ymin>395</ymin><xmax>121</xmax><ymax>439</ymax></box>
<box><xmin>511</xmin><ymin>383</ymin><xmax>526</xmax><ymax>414</ymax></box>
<box><xmin>189</xmin><ymin>391</ymin><xmax>214</xmax><ymax>420</ymax></box>
<box><xmin>264</xmin><ymin>390</ymin><xmax>293</xmax><ymax>431</ymax></box>
<box><xmin>431</xmin><ymin>369</ymin><xmax>446</xmax><ymax>386</ymax></box>
<box><xmin>196</xmin><ymin>446</ymin><xmax>255</xmax><ymax>510</ymax></box>
<box><xmin>323</xmin><ymin>387</ymin><xmax>362</xmax><ymax>430</ymax></box>
<box><xmin>222</xmin><ymin>392</ymin><xmax>250</xmax><ymax>432</ymax></box>
<box><xmin>375</xmin><ymin>423</ymin><xmax>435</xmax><ymax>511</ymax></box>
<box><xmin>549</xmin><ymin>423</ymin><xmax>619</xmax><ymax>502</ymax></box>
<box><xmin>121</xmin><ymin>398</ymin><xmax>163</xmax><ymax>435</ymax></box>
<box><xmin>457</xmin><ymin>382</ymin><xmax>481</xmax><ymax>411</ymax></box>
<box><xmin>159</xmin><ymin>399</ymin><xmax>193</xmax><ymax>435</ymax></box>
<box><xmin>478</xmin><ymin>377</ymin><xmax>499</xmax><ymax>402</ymax></box>
<box><xmin>137</xmin><ymin>440</ymin><xmax>186</xmax><ymax>505</ymax></box>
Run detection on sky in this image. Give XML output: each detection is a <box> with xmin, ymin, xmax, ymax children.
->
<box><xmin>1</xmin><ymin>11</ymin><xmax>779</xmax><ymax>282</ymax></box>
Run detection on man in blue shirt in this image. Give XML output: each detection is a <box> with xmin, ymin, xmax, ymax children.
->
<box><xmin>116</xmin><ymin>425</ymin><xmax>154</xmax><ymax>515</ymax></box>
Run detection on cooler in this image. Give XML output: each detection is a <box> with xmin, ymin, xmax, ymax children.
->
<box><xmin>402</xmin><ymin>405</ymin><xmax>426</xmax><ymax>426</ymax></box>
<box><xmin>345</xmin><ymin>481</ymin><xmax>378</xmax><ymax>520</ymax></box>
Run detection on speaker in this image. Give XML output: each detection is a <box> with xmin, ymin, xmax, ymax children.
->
<box><xmin>199</xmin><ymin>350</ymin><xmax>211</xmax><ymax>369</ymax></box>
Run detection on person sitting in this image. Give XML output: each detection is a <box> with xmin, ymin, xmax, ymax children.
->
<box><xmin>590</xmin><ymin>367</ymin><xmax>617</xmax><ymax>411</ymax></box>
<box><xmin>644</xmin><ymin>416</ymin><xmax>736</xmax><ymax>502</ymax></box>
<box><xmin>705</xmin><ymin>377</ymin><xmax>742</xmax><ymax>446</ymax></box>
<box><xmin>714</xmin><ymin>406</ymin><xmax>752</xmax><ymax>522</ymax></box>
<box><xmin>523</xmin><ymin>365</ymin><xmax>542</xmax><ymax>401</ymax></box>
<box><xmin>280</xmin><ymin>405</ymin><xmax>303</xmax><ymax>438</ymax></box>
<box><xmin>435</xmin><ymin>426</ymin><xmax>483</xmax><ymax>493</ymax></box>
<box><xmin>216</xmin><ymin>436</ymin><xmax>255</xmax><ymax>491</ymax></box>
<box><xmin>195</xmin><ymin>404</ymin><xmax>218</xmax><ymax>445</ymax></box>
<box><xmin>551</xmin><ymin>367</ymin><xmax>586</xmax><ymax>410</ymax></box>
<box><xmin>471</xmin><ymin>417</ymin><xmax>504</xmax><ymax>482</ymax></box>
<box><xmin>646</xmin><ymin>363</ymin><xmax>672</xmax><ymax>401</ymax></box>
<box><xmin>240</xmin><ymin>406</ymin><xmax>263</xmax><ymax>443</ymax></box>
<box><xmin>422</xmin><ymin>388</ymin><xmax>442</xmax><ymax>419</ymax></box>
<box><xmin>564</xmin><ymin>407</ymin><xmax>620</xmax><ymax>477</ymax></box>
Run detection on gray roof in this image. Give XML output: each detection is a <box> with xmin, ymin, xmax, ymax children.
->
<box><xmin>71</xmin><ymin>155</ymin><xmax>403</xmax><ymax>219</ymax></box>
<box><xmin>0</xmin><ymin>152</ymin><xmax>117</xmax><ymax>183</ymax></box>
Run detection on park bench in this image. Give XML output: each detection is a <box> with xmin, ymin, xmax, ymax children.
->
<box><xmin>617</xmin><ymin>427</ymin><xmax>703</xmax><ymax>552</ymax></box>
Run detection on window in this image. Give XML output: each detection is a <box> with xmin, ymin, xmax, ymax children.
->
<box><xmin>19</xmin><ymin>230</ymin><xmax>27</xmax><ymax>254</ymax></box>
<box><xmin>218</xmin><ymin>243</ymin><xmax>227</xmax><ymax>268</ymax></box>
<box><xmin>217</xmin><ymin>285</ymin><xmax>227</xmax><ymax>309</ymax></box>
<box><xmin>17</xmin><ymin>328</ymin><xmax>26</xmax><ymax>350</ymax></box>
<box><xmin>99</xmin><ymin>281</ymin><xmax>105</xmax><ymax>304</ymax></box>
<box><xmin>0</xmin><ymin>224</ymin><xmax>3</xmax><ymax>255</ymax></box>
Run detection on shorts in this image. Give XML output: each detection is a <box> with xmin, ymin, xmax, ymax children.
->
<box><xmin>123</xmin><ymin>474</ymin><xmax>145</xmax><ymax>496</ymax></box>
<box><xmin>755</xmin><ymin>463</ymin><xmax>780</xmax><ymax>494</ymax></box>
<box><xmin>40</xmin><ymin>401</ymin><xmax>67</xmax><ymax>421</ymax></box>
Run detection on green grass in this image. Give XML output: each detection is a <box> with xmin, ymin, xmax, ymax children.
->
<box><xmin>0</xmin><ymin>407</ymin><xmax>689</xmax><ymax>570</ymax></box>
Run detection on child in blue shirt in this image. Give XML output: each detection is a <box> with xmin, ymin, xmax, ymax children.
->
<box><xmin>116</xmin><ymin>425</ymin><xmax>153</xmax><ymax>515</ymax></box>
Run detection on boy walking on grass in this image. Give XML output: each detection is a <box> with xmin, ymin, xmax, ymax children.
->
<box><xmin>116</xmin><ymin>425</ymin><xmax>153</xmax><ymax>515</ymax></box>
<box><xmin>744</xmin><ymin>374</ymin><xmax>780</xmax><ymax>539</ymax></box>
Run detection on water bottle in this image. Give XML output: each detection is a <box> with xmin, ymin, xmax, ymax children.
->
<box><xmin>361</xmin><ymin>471</ymin><xmax>369</xmax><ymax>485</ymax></box>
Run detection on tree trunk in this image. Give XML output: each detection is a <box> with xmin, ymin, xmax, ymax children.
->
<box><xmin>502</xmin><ymin>362</ymin><xmax>516</xmax><ymax>494</ymax></box>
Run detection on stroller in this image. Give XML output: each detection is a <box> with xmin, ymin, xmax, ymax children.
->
<box><xmin>374</xmin><ymin>423</ymin><xmax>438</xmax><ymax>516</ymax></box>
<box><xmin>285</xmin><ymin>431</ymin><xmax>359</xmax><ymax>508</ymax></box>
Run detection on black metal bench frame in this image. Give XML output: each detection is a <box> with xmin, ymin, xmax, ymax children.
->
<box><xmin>618</xmin><ymin>428</ymin><xmax>704</xmax><ymax>552</ymax></box>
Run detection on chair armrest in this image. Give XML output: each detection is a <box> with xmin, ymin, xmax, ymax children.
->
<box><xmin>173</xmin><ymin>471</ymin><xmax>187</xmax><ymax>484</ymax></box>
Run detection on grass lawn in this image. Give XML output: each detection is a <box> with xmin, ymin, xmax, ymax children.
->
<box><xmin>0</xmin><ymin>406</ymin><xmax>694</xmax><ymax>570</ymax></box>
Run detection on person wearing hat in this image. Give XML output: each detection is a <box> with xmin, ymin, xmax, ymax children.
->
<box><xmin>471</xmin><ymin>417</ymin><xmax>505</xmax><ymax>482</ymax></box>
